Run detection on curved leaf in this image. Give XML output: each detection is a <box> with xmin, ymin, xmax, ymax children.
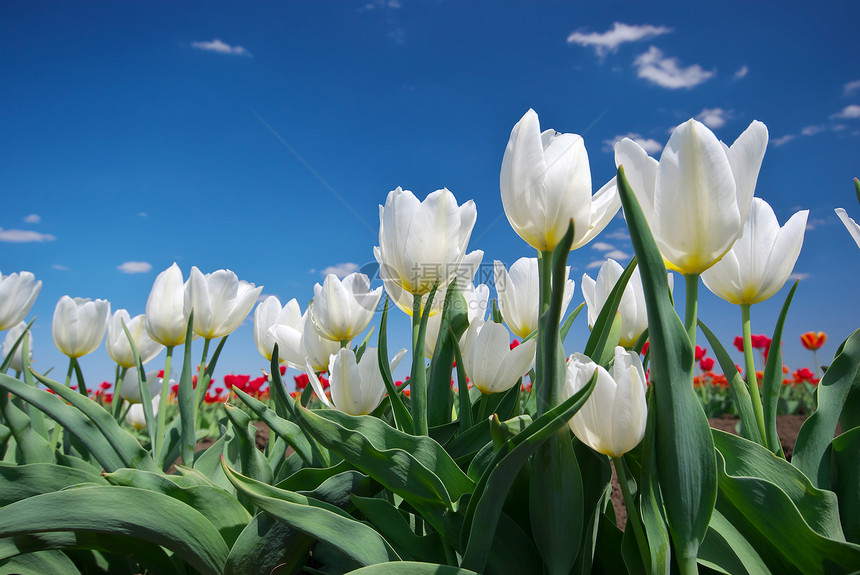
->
<box><xmin>224</xmin><ymin>512</ymin><xmax>313</xmax><ymax>575</ymax></box>
<box><xmin>428</xmin><ymin>280</ymin><xmax>470</xmax><ymax>427</ymax></box>
<box><xmin>761</xmin><ymin>282</ymin><xmax>798</xmax><ymax>455</ymax></box>
<box><xmin>345</xmin><ymin>562</ymin><xmax>479</xmax><ymax>575</ymax></box>
<box><xmin>0</xmin><ymin>462</ymin><xmax>107</xmax><ymax>506</ymax></box>
<box><xmin>231</xmin><ymin>387</ymin><xmax>314</xmax><ymax>465</ymax></box>
<box><xmin>0</xmin><ymin>550</ymin><xmax>80</xmax><ymax>575</ymax></box>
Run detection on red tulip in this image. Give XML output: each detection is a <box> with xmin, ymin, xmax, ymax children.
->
<box><xmin>800</xmin><ymin>331</ymin><xmax>827</xmax><ymax>351</ymax></box>
<box><xmin>694</xmin><ymin>346</ymin><xmax>707</xmax><ymax>361</ymax></box>
<box><xmin>700</xmin><ymin>357</ymin><xmax>715</xmax><ymax>371</ymax></box>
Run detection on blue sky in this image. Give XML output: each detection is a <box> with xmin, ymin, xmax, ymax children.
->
<box><xmin>2</xmin><ymin>0</ymin><xmax>859</xmax><ymax>386</ymax></box>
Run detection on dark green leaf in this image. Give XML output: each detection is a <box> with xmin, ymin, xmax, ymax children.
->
<box><xmin>761</xmin><ymin>282</ymin><xmax>799</xmax><ymax>455</ymax></box>
<box><xmin>428</xmin><ymin>280</ymin><xmax>470</xmax><ymax>427</ymax></box>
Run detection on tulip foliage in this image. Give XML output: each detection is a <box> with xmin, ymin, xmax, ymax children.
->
<box><xmin>1</xmin><ymin>115</ymin><xmax>860</xmax><ymax>575</ymax></box>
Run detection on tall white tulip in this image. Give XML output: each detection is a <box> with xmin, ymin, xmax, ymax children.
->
<box><xmin>0</xmin><ymin>271</ymin><xmax>42</xmax><ymax>331</ymax></box>
<box><xmin>702</xmin><ymin>198</ymin><xmax>808</xmax><ymax>305</ymax></box>
<box><xmin>145</xmin><ymin>263</ymin><xmax>191</xmax><ymax>347</ymax></box>
<box><xmin>500</xmin><ymin>109</ymin><xmax>621</xmax><ymax>252</ymax></box>
<box><xmin>52</xmin><ymin>296</ymin><xmax>110</xmax><ymax>358</ymax></box>
<box><xmin>254</xmin><ymin>296</ymin><xmax>302</xmax><ymax>362</ymax></box>
<box><xmin>106</xmin><ymin>310</ymin><xmax>164</xmax><ymax>368</ymax></box>
<box><xmin>459</xmin><ymin>318</ymin><xmax>537</xmax><ymax>395</ymax></box>
<box><xmin>386</xmin><ymin>250</ymin><xmax>485</xmax><ymax>318</ymax></box>
<box><xmin>374</xmin><ymin>187</ymin><xmax>477</xmax><ymax>301</ymax></box>
<box><xmin>494</xmin><ymin>257</ymin><xmax>576</xmax><ymax>340</ymax></box>
<box><xmin>185</xmin><ymin>267</ymin><xmax>262</xmax><ymax>339</ymax></box>
<box><xmin>835</xmin><ymin>208</ymin><xmax>860</xmax><ymax>249</ymax></box>
<box><xmin>126</xmin><ymin>395</ymin><xmax>160</xmax><ymax>430</ymax></box>
<box><xmin>269</xmin><ymin>306</ymin><xmax>341</xmax><ymax>372</ymax></box>
<box><xmin>118</xmin><ymin>369</ymin><xmax>162</xmax><ymax>404</ymax></box>
<box><xmin>306</xmin><ymin>347</ymin><xmax>407</xmax><ymax>416</ymax></box>
<box><xmin>615</xmin><ymin>119</ymin><xmax>768</xmax><ymax>275</ymax></box>
<box><xmin>422</xmin><ymin>282</ymin><xmax>490</xmax><ymax>358</ymax></box>
<box><xmin>3</xmin><ymin>322</ymin><xmax>33</xmax><ymax>372</ymax></box>
<box><xmin>563</xmin><ymin>347</ymin><xmax>647</xmax><ymax>458</ymax></box>
<box><xmin>309</xmin><ymin>273</ymin><xmax>381</xmax><ymax>342</ymax></box>
<box><xmin>581</xmin><ymin>260</ymin><xmax>673</xmax><ymax>348</ymax></box>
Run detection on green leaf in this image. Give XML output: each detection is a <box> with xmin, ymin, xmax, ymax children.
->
<box><xmin>410</xmin><ymin>284</ymin><xmax>438</xmax><ymax>435</ymax></box>
<box><xmin>828</xmin><ymin>427</ymin><xmax>860</xmax><ymax>543</ymax></box>
<box><xmin>761</xmin><ymin>282</ymin><xmax>798</xmax><ymax>455</ymax></box>
<box><xmin>102</xmin><ymin>467</ymin><xmax>252</xmax><ymax>546</ymax></box>
<box><xmin>793</xmin><ymin>328</ymin><xmax>860</xmax><ymax>486</ymax></box>
<box><xmin>0</xmin><ymin>462</ymin><xmax>107</xmax><ymax>506</ymax></box>
<box><xmin>459</xmin><ymin>371</ymin><xmax>596</xmax><ymax>573</ymax></box>
<box><xmin>698</xmin><ymin>508</ymin><xmax>771</xmax><ymax>575</ymax></box>
<box><xmin>351</xmin><ymin>495</ymin><xmax>448</xmax><ymax>564</ymax></box>
<box><xmin>224</xmin><ymin>512</ymin><xmax>313</xmax><ymax>575</ymax></box>
<box><xmin>583</xmin><ymin>257</ymin><xmax>638</xmax><ymax>365</ymax></box>
<box><xmin>345</xmin><ymin>562</ymin><xmax>480</xmax><ymax>575</ymax></box>
<box><xmin>222</xmin><ymin>404</ymin><xmax>273</xmax><ymax>485</ymax></box>
<box><xmin>428</xmin><ymin>280</ymin><xmax>470</xmax><ymax>427</ymax></box>
<box><xmin>378</xmin><ymin>299</ymin><xmax>414</xmax><ymax>433</ymax></box>
<box><xmin>0</xmin><ymin>374</ymin><xmax>125</xmax><ymax>472</ymax></box>
<box><xmin>0</xmin><ymin>486</ymin><xmax>229</xmax><ymax>575</ymax></box>
<box><xmin>175</xmin><ymin>312</ymin><xmax>197</xmax><ymax>466</ymax></box>
<box><xmin>617</xmin><ymin>166</ymin><xmax>716</xmax><ymax>568</ymax></box>
<box><xmin>560</xmin><ymin>302</ymin><xmax>585</xmax><ymax>343</ymax></box>
<box><xmin>0</xmin><ymin>390</ymin><xmax>54</xmax><ymax>464</ymax></box>
<box><xmin>231</xmin><ymin>387</ymin><xmax>315</xmax><ymax>465</ymax></box>
<box><xmin>638</xmin><ymin>390</ymin><xmax>671</xmax><ymax>575</ymax></box>
<box><xmin>221</xmin><ymin>459</ymin><xmax>400</xmax><ymax>569</ymax></box>
<box><xmin>0</xmin><ymin>550</ymin><xmax>81</xmax><ymax>575</ymax></box>
<box><xmin>299</xmin><ymin>469</ymin><xmax>380</xmax><ymax>510</ymax></box>
<box><xmin>699</xmin><ymin>320</ymin><xmax>762</xmax><ymax>444</ymax></box>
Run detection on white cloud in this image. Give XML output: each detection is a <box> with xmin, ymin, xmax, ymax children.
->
<box><xmin>771</xmin><ymin>134</ymin><xmax>796</xmax><ymax>147</ymax></box>
<box><xmin>138</xmin><ymin>212</ymin><xmax>147</xmax><ymax>217</ymax></box>
<box><xmin>733</xmin><ymin>65</ymin><xmax>749</xmax><ymax>80</ymax></box>
<box><xmin>805</xmin><ymin>218</ymin><xmax>828</xmax><ymax>230</ymax></box>
<box><xmin>633</xmin><ymin>47</ymin><xmax>714</xmax><ymax>89</ymax></box>
<box><xmin>23</xmin><ymin>214</ymin><xmax>41</xmax><ymax>224</ymax></box>
<box><xmin>844</xmin><ymin>79</ymin><xmax>860</xmax><ymax>96</ymax></box>
<box><xmin>591</xmin><ymin>242</ymin><xmax>615</xmax><ymax>251</ymax></box>
<box><xmin>566</xmin><ymin>22</ymin><xmax>672</xmax><ymax>57</ymax></box>
<box><xmin>695</xmin><ymin>107</ymin><xmax>732</xmax><ymax>129</ymax></box>
<box><xmin>604</xmin><ymin>229</ymin><xmax>631</xmax><ymax>241</ymax></box>
<box><xmin>605</xmin><ymin>249</ymin><xmax>632</xmax><ymax>260</ymax></box>
<box><xmin>586</xmin><ymin>260</ymin><xmax>605</xmax><ymax>269</ymax></box>
<box><xmin>603</xmin><ymin>133</ymin><xmax>663</xmax><ymax>155</ymax></box>
<box><xmin>0</xmin><ymin>228</ymin><xmax>55</xmax><ymax>243</ymax></box>
<box><xmin>789</xmin><ymin>272</ymin><xmax>811</xmax><ymax>281</ymax></box>
<box><xmin>191</xmin><ymin>39</ymin><xmax>251</xmax><ymax>57</ymax></box>
<box><xmin>52</xmin><ymin>264</ymin><xmax>69</xmax><ymax>271</ymax></box>
<box><xmin>831</xmin><ymin>105</ymin><xmax>860</xmax><ymax>119</ymax></box>
<box><xmin>321</xmin><ymin>262</ymin><xmax>359</xmax><ymax>278</ymax></box>
<box><xmin>802</xmin><ymin>125</ymin><xmax>826</xmax><ymax>136</ymax></box>
<box><xmin>117</xmin><ymin>261</ymin><xmax>153</xmax><ymax>274</ymax></box>
<box><xmin>387</xmin><ymin>27</ymin><xmax>406</xmax><ymax>44</ymax></box>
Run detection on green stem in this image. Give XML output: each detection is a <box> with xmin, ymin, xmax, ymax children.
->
<box><xmin>194</xmin><ymin>338</ymin><xmax>212</xmax><ymax>423</ymax></box>
<box><xmin>614</xmin><ymin>456</ymin><xmax>650</xmax><ymax>570</ymax></box>
<box><xmin>113</xmin><ymin>367</ymin><xmax>128</xmax><ymax>420</ymax></box>
<box><xmin>741</xmin><ymin>304</ymin><xmax>767</xmax><ymax>444</ymax></box>
<box><xmin>340</xmin><ymin>339</ymin><xmax>350</xmax><ymax>349</ymax></box>
<box><xmin>411</xmin><ymin>294</ymin><xmax>428</xmax><ymax>435</ymax></box>
<box><xmin>63</xmin><ymin>358</ymin><xmax>74</xmax><ymax>389</ymax></box>
<box><xmin>476</xmin><ymin>394</ymin><xmax>489</xmax><ymax>424</ymax></box>
<box><xmin>536</xmin><ymin>249</ymin><xmax>553</xmax><ymax>417</ymax></box>
<box><xmin>812</xmin><ymin>349</ymin><xmax>821</xmax><ymax>379</ymax></box>
<box><xmin>154</xmin><ymin>345</ymin><xmax>174</xmax><ymax>458</ymax></box>
<box><xmin>684</xmin><ymin>273</ymin><xmax>699</xmax><ymax>350</ymax></box>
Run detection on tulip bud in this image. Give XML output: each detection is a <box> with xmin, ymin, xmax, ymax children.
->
<box><xmin>126</xmin><ymin>395</ymin><xmax>160</xmax><ymax>430</ymax></box>
<box><xmin>52</xmin><ymin>296</ymin><xmax>110</xmax><ymax>358</ymax></box>
<box><xmin>254</xmin><ymin>296</ymin><xmax>302</xmax><ymax>362</ymax></box>
<box><xmin>495</xmin><ymin>257</ymin><xmax>575</xmax><ymax>340</ymax></box>
<box><xmin>106</xmin><ymin>310</ymin><xmax>164</xmax><ymax>368</ymax></box>
<box><xmin>145</xmin><ymin>263</ymin><xmax>191</xmax><ymax>347</ymax></box>
<box><xmin>459</xmin><ymin>318</ymin><xmax>537</xmax><ymax>395</ymax></box>
<box><xmin>185</xmin><ymin>267</ymin><xmax>262</xmax><ymax>339</ymax></box>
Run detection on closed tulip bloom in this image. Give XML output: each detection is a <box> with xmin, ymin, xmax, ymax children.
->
<box><xmin>459</xmin><ymin>318</ymin><xmax>537</xmax><ymax>395</ymax></box>
<box><xmin>494</xmin><ymin>257</ymin><xmax>576</xmax><ymax>340</ymax></box>
<box><xmin>270</xmin><ymin>308</ymin><xmax>341</xmax><ymax>371</ymax></box>
<box><xmin>581</xmin><ymin>259</ymin><xmax>673</xmax><ymax>348</ymax></box>
<box><xmin>615</xmin><ymin>119</ymin><xmax>768</xmax><ymax>275</ymax></box>
<box><xmin>0</xmin><ymin>271</ymin><xmax>42</xmax><ymax>330</ymax></box>
<box><xmin>254</xmin><ymin>296</ymin><xmax>302</xmax><ymax>362</ymax></box>
<box><xmin>3</xmin><ymin>322</ymin><xmax>33</xmax><ymax>372</ymax></box>
<box><xmin>563</xmin><ymin>347</ymin><xmax>647</xmax><ymax>457</ymax></box>
<box><xmin>306</xmin><ymin>347</ymin><xmax>407</xmax><ymax>416</ymax></box>
<box><xmin>185</xmin><ymin>267</ymin><xmax>262</xmax><ymax>339</ymax></box>
<box><xmin>310</xmin><ymin>273</ymin><xmax>381</xmax><ymax>342</ymax></box>
<box><xmin>500</xmin><ymin>109</ymin><xmax>621</xmax><ymax>252</ymax></box>
<box><xmin>702</xmin><ymin>198</ymin><xmax>808</xmax><ymax>305</ymax></box>
<box><xmin>374</xmin><ymin>187</ymin><xmax>477</xmax><ymax>297</ymax></box>
<box><xmin>126</xmin><ymin>395</ymin><xmax>160</xmax><ymax>430</ymax></box>
<box><xmin>835</xmin><ymin>208</ymin><xmax>860</xmax><ymax>249</ymax></box>
<box><xmin>106</xmin><ymin>310</ymin><xmax>164</xmax><ymax>368</ymax></box>
<box><xmin>52</xmin><ymin>296</ymin><xmax>111</xmax><ymax>358</ymax></box>
<box><xmin>145</xmin><ymin>263</ymin><xmax>191</xmax><ymax>347</ymax></box>
<box><xmin>422</xmin><ymin>282</ymin><xmax>490</xmax><ymax>358</ymax></box>
<box><xmin>118</xmin><ymin>369</ymin><xmax>162</xmax><ymax>404</ymax></box>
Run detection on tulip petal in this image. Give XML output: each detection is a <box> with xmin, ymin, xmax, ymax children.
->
<box><xmin>725</xmin><ymin>120</ymin><xmax>768</xmax><ymax>225</ymax></box>
<box><xmin>305</xmin><ymin>358</ymin><xmax>334</xmax><ymax>410</ymax></box>
<box><xmin>835</xmin><ymin>208</ymin><xmax>860</xmax><ymax>249</ymax></box>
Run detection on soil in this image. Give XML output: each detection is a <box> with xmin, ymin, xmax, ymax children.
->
<box><xmin>608</xmin><ymin>415</ymin><xmax>808</xmax><ymax>528</ymax></box>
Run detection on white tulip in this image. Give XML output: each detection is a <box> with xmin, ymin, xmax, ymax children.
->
<box><xmin>0</xmin><ymin>271</ymin><xmax>42</xmax><ymax>331</ymax></box>
<box><xmin>270</xmin><ymin>307</ymin><xmax>341</xmax><ymax>372</ymax></box>
<box><xmin>3</xmin><ymin>322</ymin><xmax>33</xmax><ymax>372</ymax></box>
<box><xmin>185</xmin><ymin>267</ymin><xmax>262</xmax><ymax>339</ymax></box>
<box><xmin>702</xmin><ymin>198</ymin><xmax>808</xmax><ymax>305</ymax></box>
<box><xmin>145</xmin><ymin>263</ymin><xmax>191</xmax><ymax>347</ymax></box>
<box><xmin>118</xmin><ymin>369</ymin><xmax>162</xmax><ymax>404</ymax></box>
<box><xmin>309</xmin><ymin>273</ymin><xmax>381</xmax><ymax>342</ymax></box>
<box><xmin>126</xmin><ymin>395</ymin><xmax>160</xmax><ymax>430</ymax></box>
<box><xmin>459</xmin><ymin>318</ymin><xmax>537</xmax><ymax>395</ymax></box>
<box><xmin>254</xmin><ymin>296</ymin><xmax>302</xmax><ymax>362</ymax></box>
<box><xmin>494</xmin><ymin>257</ymin><xmax>575</xmax><ymax>340</ymax></box>
<box><xmin>306</xmin><ymin>347</ymin><xmax>407</xmax><ymax>416</ymax></box>
<box><xmin>563</xmin><ymin>347</ymin><xmax>647</xmax><ymax>457</ymax></box>
<box><xmin>52</xmin><ymin>296</ymin><xmax>110</xmax><ymax>358</ymax></box>
<box><xmin>615</xmin><ymin>119</ymin><xmax>768</xmax><ymax>275</ymax></box>
<box><xmin>835</xmin><ymin>208</ymin><xmax>860</xmax><ymax>249</ymax></box>
<box><xmin>106</xmin><ymin>310</ymin><xmax>164</xmax><ymax>368</ymax></box>
<box><xmin>421</xmin><ymin>282</ymin><xmax>490</xmax><ymax>358</ymax></box>
<box><xmin>501</xmin><ymin>109</ymin><xmax>621</xmax><ymax>251</ymax></box>
<box><xmin>581</xmin><ymin>259</ymin><xmax>673</xmax><ymax>348</ymax></box>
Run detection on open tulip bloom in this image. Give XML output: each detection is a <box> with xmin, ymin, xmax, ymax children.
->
<box><xmin>494</xmin><ymin>257</ymin><xmax>575</xmax><ymax>340</ymax></box>
<box><xmin>309</xmin><ymin>272</ymin><xmax>381</xmax><ymax>343</ymax></box>
<box><xmin>253</xmin><ymin>296</ymin><xmax>302</xmax><ymax>363</ymax></box>
<box><xmin>421</xmin><ymin>282</ymin><xmax>490</xmax><ymax>358</ymax></box>
<box><xmin>270</xmin><ymin>307</ymin><xmax>341</xmax><ymax>372</ymax></box>
<box><xmin>52</xmin><ymin>296</ymin><xmax>110</xmax><ymax>359</ymax></box>
<box><xmin>582</xmin><ymin>259</ymin><xmax>673</xmax><ymax>348</ymax></box>
<box><xmin>459</xmin><ymin>318</ymin><xmax>537</xmax><ymax>395</ymax></box>
<box><xmin>500</xmin><ymin>109</ymin><xmax>621</xmax><ymax>252</ymax></box>
<box><xmin>106</xmin><ymin>310</ymin><xmax>164</xmax><ymax>369</ymax></box>
<box><xmin>0</xmin><ymin>270</ymin><xmax>42</xmax><ymax>331</ymax></box>
<box><xmin>185</xmin><ymin>266</ymin><xmax>262</xmax><ymax>340</ymax></box>
<box><xmin>306</xmin><ymin>347</ymin><xmax>406</xmax><ymax>416</ymax></box>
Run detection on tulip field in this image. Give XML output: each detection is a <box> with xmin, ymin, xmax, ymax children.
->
<box><xmin>2</xmin><ymin>112</ymin><xmax>860</xmax><ymax>575</ymax></box>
